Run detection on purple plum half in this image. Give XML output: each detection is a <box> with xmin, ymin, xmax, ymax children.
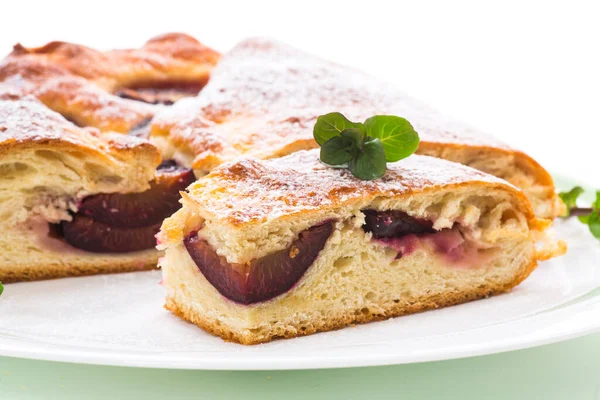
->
<box><xmin>184</xmin><ymin>222</ymin><xmax>334</xmax><ymax>305</ymax></box>
<box><xmin>77</xmin><ymin>161</ymin><xmax>195</xmax><ymax>228</ymax></box>
<box><xmin>127</xmin><ymin>118</ymin><xmax>152</xmax><ymax>138</ymax></box>
<box><xmin>362</xmin><ymin>210</ymin><xmax>434</xmax><ymax>238</ymax></box>
<box><xmin>60</xmin><ymin>160</ymin><xmax>194</xmax><ymax>253</ymax></box>
<box><xmin>61</xmin><ymin>215</ymin><xmax>161</xmax><ymax>253</ymax></box>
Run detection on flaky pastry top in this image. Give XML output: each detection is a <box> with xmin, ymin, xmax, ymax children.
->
<box><xmin>0</xmin><ymin>98</ymin><xmax>160</xmax><ymax>166</ymax></box>
<box><xmin>151</xmin><ymin>38</ymin><xmax>540</xmax><ymax>175</ymax></box>
<box><xmin>183</xmin><ymin>149</ymin><xmax>534</xmax><ymax>227</ymax></box>
<box><xmin>0</xmin><ymin>33</ymin><xmax>220</xmax><ymax>133</ymax></box>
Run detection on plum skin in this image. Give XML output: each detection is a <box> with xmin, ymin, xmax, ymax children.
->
<box><xmin>76</xmin><ymin>161</ymin><xmax>195</xmax><ymax>228</ymax></box>
<box><xmin>362</xmin><ymin>209</ymin><xmax>434</xmax><ymax>259</ymax></box>
<box><xmin>60</xmin><ymin>161</ymin><xmax>194</xmax><ymax>253</ymax></box>
<box><xmin>115</xmin><ymin>80</ymin><xmax>207</xmax><ymax>105</ymax></box>
<box><xmin>61</xmin><ymin>215</ymin><xmax>161</xmax><ymax>253</ymax></box>
<box><xmin>184</xmin><ymin>222</ymin><xmax>334</xmax><ymax>305</ymax></box>
<box><xmin>363</xmin><ymin>209</ymin><xmax>473</xmax><ymax>262</ymax></box>
<box><xmin>362</xmin><ymin>210</ymin><xmax>434</xmax><ymax>238</ymax></box>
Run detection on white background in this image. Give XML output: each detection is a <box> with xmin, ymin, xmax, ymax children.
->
<box><xmin>1</xmin><ymin>0</ymin><xmax>598</xmax><ymax>187</ymax></box>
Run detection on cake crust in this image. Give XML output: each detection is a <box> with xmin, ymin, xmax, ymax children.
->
<box><xmin>0</xmin><ymin>33</ymin><xmax>220</xmax><ymax>134</ymax></box>
<box><xmin>0</xmin><ymin>98</ymin><xmax>160</xmax><ymax>164</ymax></box>
<box><xmin>171</xmin><ymin>150</ymin><xmax>534</xmax><ymax>228</ymax></box>
<box><xmin>1</xmin><ymin>251</ymin><xmax>158</xmax><ymax>283</ymax></box>
<box><xmin>151</xmin><ymin>38</ymin><xmax>560</xmax><ymax>218</ymax></box>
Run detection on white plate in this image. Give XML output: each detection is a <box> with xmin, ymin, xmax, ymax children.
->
<box><xmin>0</xmin><ymin>218</ymin><xmax>599</xmax><ymax>370</ymax></box>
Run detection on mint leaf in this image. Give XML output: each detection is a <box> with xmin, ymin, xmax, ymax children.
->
<box><xmin>340</xmin><ymin>128</ymin><xmax>364</xmax><ymax>148</ymax></box>
<box><xmin>588</xmin><ymin>211</ymin><xmax>600</xmax><ymax>238</ymax></box>
<box><xmin>0</xmin><ymin>282</ymin><xmax>3</xmax><ymax>296</ymax></box>
<box><xmin>320</xmin><ymin>136</ymin><xmax>355</xmax><ymax>166</ymax></box>
<box><xmin>559</xmin><ymin>186</ymin><xmax>584</xmax><ymax>216</ymax></box>
<box><xmin>593</xmin><ymin>191</ymin><xmax>600</xmax><ymax>210</ymax></box>
<box><xmin>313</xmin><ymin>112</ymin><xmax>364</xmax><ymax>146</ymax></box>
<box><xmin>348</xmin><ymin>138</ymin><xmax>386</xmax><ymax>180</ymax></box>
<box><xmin>364</xmin><ymin>115</ymin><xmax>420</xmax><ymax>162</ymax></box>
<box><xmin>562</xmin><ymin>188</ymin><xmax>600</xmax><ymax>240</ymax></box>
<box><xmin>579</xmin><ymin>215</ymin><xmax>590</xmax><ymax>224</ymax></box>
<box><xmin>314</xmin><ymin>112</ymin><xmax>420</xmax><ymax>181</ymax></box>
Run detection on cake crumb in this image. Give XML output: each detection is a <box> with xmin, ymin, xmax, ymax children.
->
<box><xmin>289</xmin><ymin>246</ymin><xmax>299</xmax><ymax>259</ymax></box>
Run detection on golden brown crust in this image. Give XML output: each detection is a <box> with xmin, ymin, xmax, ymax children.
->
<box><xmin>1</xmin><ymin>254</ymin><xmax>158</xmax><ymax>283</ymax></box>
<box><xmin>0</xmin><ymin>98</ymin><xmax>161</xmax><ymax>166</ymax></box>
<box><xmin>181</xmin><ymin>150</ymin><xmax>535</xmax><ymax>227</ymax></box>
<box><xmin>151</xmin><ymin>38</ymin><xmax>558</xmax><ymax>217</ymax></box>
<box><xmin>149</xmin><ymin>38</ymin><xmax>526</xmax><ymax>160</ymax></box>
<box><xmin>165</xmin><ymin>257</ymin><xmax>537</xmax><ymax>345</ymax></box>
<box><xmin>0</xmin><ymin>33</ymin><xmax>220</xmax><ymax>133</ymax></box>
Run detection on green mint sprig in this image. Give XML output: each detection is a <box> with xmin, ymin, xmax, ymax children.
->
<box><xmin>559</xmin><ymin>186</ymin><xmax>585</xmax><ymax>216</ymax></box>
<box><xmin>559</xmin><ymin>186</ymin><xmax>600</xmax><ymax>239</ymax></box>
<box><xmin>0</xmin><ymin>282</ymin><xmax>3</xmax><ymax>296</ymax></box>
<box><xmin>313</xmin><ymin>112</ymin><xmax>420</xmax><ymax>180</ymax></box>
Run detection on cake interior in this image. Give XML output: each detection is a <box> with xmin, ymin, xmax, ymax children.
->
<box><xmin>161</xmin><ymin>187</ymin><xmax>539</xmax><ymax>344</ymax></box>
<box><xmin>0</xmin><ymin>142</ymin><xmax>193</xmax><ymax>282</ymax></box>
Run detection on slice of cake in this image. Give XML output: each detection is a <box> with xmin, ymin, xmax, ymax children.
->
<box><xmin>0</xmin><ymin>99</ymin><xmax>195</xmax><ymax>282</ymax></box>
<box><xmin>0</xmin><ymin>33</ymin><xmax>220</xmax><ymax>135</ymax></box>
<box><xmin>0</xmin><ymin>33</ymin><xmax>218</xmax><ymax>282</ymax></box>
<box><xmin>151</xmin><ymin>38</ymin><xmax>562</xmax><ymax>219</ymax></box>
<box><xmin>158</xmin><ymin>150</ymin><xmax>564</xmax><ymax>345</ymax></box>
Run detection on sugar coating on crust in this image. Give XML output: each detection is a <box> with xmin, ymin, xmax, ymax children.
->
<box><xmin>0</xmin><ymin>97</ymin><xmax>155</xmax><ymax>152</ymax></box>
<box><xmin>0</xmin><ymin>98</ymin><xmax>159</xmax><ymax>158</ymax></box>
<box><xmin>152</xmin><ymin>37</ymin><xmax>511</xmax><ymax>166</ymax></box>
<box><xmin>157</xmin><ymin>150</ymin><xmax>548</xmax><ymax>265</ymax></box>
<box><xmin>150</xmin><ymin>38</ymin><xmax>559</xmax><ymax>218</ymax></box>
<box><xmin>0</xmin><ymin>33</ymin><xmax>220</xmax><ymax>133</ymax></box>
<box><xmin>184</xmin><ymin>150</ymin><xmax>531</xmax><ymax>226</ymax></box>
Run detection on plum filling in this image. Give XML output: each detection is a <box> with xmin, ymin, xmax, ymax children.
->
<box><xmin>375</xmin><ymin>230</ymin><xmax>469</xmax><ymax>261</ymax></box>
<box><xmin>61</xmin><ymin>216</ymin><xmax>162</xmax><ymax>253</ymax></box>
<box><xmin>362</xmin><ymin>210</ymin><xmax>434</xmax><ymax>238</ymax></box>
<box><xmin>127</xmin><ymin>118</ymin><xmax>152</xmax><ymax>138</ymax></box>
<box><xmin>114</xmin><ymin>79</ymin><xmax>208</xmax><ymax>105</ymax></box>
<box><xmin>184</xmin><ymin>222</ymin><xmax>334</xmax><ymax>305</ymax></box>
<box><xmin>59</xmin><ymin>160</ymin><xmax>195</xmax><ymax>253</ymax></box>
<box><xmin>362</xmin><ymin>209</ymin><xmax>473</xmax><ymax>262</ymax></box>
<box><xmin>77</xmin><ymin>160</ymin><xmax>193</xmax><ymax>228</ymax></box>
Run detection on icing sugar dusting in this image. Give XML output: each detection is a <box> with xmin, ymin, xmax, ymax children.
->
<box><xmin>186</xmin><ymin>149</ymin><xmax>518</xmax><ymax>225</ymax></box>
<box><xmin>157</xmin><ymin>37</ymin><xmax>512</xmax><ymax>172</ymax></box>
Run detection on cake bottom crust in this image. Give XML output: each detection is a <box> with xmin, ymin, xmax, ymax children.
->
<box><xmin>165</xmin><ymin>259</ymin><xmax>535</xmax><ymax>345</ymax></box>
<box><xmin>0</xmin><ymin>251</ymin><xmax>159</xmax><ymax>283</ymax></box>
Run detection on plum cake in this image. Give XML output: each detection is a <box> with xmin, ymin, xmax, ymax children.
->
<box><xmin>150</xmin><ymin>38</ymin><xmax>562</xmax><ymax>219</ymax></box>
<box><xmin>0</xmin><ymin>99</ymin><xmax>196</xmax><ymax>282</ymax></box>
<box><xmin>0</xmin><ymin>34</ymin><xmax>219</xmax><ymax>282</ymax></box>
<box><xmin>157</xmin><ymin>150</ymin><xmax>564</xmax><ymax>344</ymax></box>
<box><xmin>0</xmin><ymin>33</ymin><xmax>220</xmax><ymax>135</ymax></box>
